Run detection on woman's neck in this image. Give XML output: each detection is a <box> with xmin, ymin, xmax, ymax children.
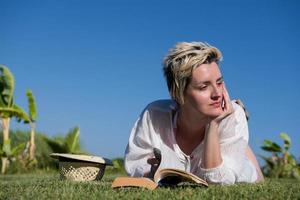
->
<box><xmin>177</xmin><ymin>107</ymin><xmax>208</xmax><ymax>138</ymax></box>
<box><xmin>175</xmin><ymin>108</ymin><xmax>208</xmax><ymax>155</ymax></box>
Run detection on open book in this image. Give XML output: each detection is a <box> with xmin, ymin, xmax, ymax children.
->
<box><xmin>112</xmin><ymin>168</ymin><xmax>208</xmax><ymax>190</ymax></box>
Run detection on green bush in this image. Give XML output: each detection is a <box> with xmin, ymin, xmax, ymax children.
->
<box><xmin>106</xmin><ymin>157</ymin><xmax>126</xmax><ymax>174</ymax></box>
<box><xmin>0</xmin><ymin>130</ymin><xmax>58</xmax><ymax>173</ymax></box>
<box><xmin>1</xmin><ymin>127</ymin><xmax>91</xmax><ymax>174</ymax></box>
<box><xmin>261</xmin><ymin>132</ymin><xmax>300</xmax><ymax>179</ymax></box>
<box><xmin>43</xmin><ymin>126</ymin><xmax>86</xmax><ymax>154</ymax></box>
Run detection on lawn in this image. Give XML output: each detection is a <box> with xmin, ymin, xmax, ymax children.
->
<box><xmin>0</xmin><ymin>171</ymin><xmax>299</xmax><ymax>200</ymax></box>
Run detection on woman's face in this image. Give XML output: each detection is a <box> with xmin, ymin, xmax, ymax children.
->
<box><xmin>183</xmin><ymin>62</ymin><xmax>224</xmax><ymax>118</ymax></box>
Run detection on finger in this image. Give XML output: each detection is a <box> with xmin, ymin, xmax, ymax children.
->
<box><xmin>222</xmin><ymin>84</ymin><xmax>231</xmax><ymax>103</ymax></box>
<box><xmin>147</xmin><ymin>157</ymin><xmax>160</xmax><ymax>165</ymax></box>
<box><xmin>222</xmin><ymin>85</ymin><xmax>233</xmax><ymax>112</ymax></box>
<box><xmin>149</xmin><ymin>158</ymin><xmax>160</xmax><ymax>176</ymax></box>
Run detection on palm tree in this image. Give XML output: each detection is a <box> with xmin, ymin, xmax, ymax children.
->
<box><xmin>0</xmin><ymin>65</ymin><xmax>30</xmax><ymax>173</ymax></box>
<box><xmin>25</xmin><ymin>90</ymin><xmax>37</xmax><ymax>160</ymax></box>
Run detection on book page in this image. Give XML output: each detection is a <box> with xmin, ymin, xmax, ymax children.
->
<box><xmin>154</xmin><ymin>168</ymin><xmax>208</xmax><ymax>187</ymax></box>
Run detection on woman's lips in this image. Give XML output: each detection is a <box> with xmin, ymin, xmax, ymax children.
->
<box><xmin>210</xmin><ymin>102</ymin><xmax>221</xmax><ymax>108</ymax></box>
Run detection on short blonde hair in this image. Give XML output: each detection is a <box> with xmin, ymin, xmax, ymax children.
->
<box><xmin>163</xmin><ymin>42</ymin><xmax>222</xmax><ymax>104</ymax></box>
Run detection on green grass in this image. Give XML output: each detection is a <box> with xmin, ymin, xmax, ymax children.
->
<box><xmin>0</xmin><ymin>171</ymin><xmax>299</xmax><ymax>200</ymax></box>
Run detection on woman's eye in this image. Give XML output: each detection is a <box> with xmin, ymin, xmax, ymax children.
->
<box><xmin>217</xmin><ymin>81</ymin><xmax>223</xmax><ymax>86</ymax></box>
<box><xmin>199</xmin><ymin>85</ymin><xmax>207</xmax><ymax>90</ymax></box>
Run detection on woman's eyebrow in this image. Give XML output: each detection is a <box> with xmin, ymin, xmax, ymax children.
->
<box><xmin>195</xmin><ymin>76</ymin><xmax>223</xmax><ymax>85</ymax></box>
<box><xmin>217</xmin><ymin>76</ymin><xmax>223</xmax><ymax>82</ymax></box>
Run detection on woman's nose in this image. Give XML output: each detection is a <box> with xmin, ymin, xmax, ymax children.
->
<box><xmin>211</xmin><ymin>84</ymin><xmax>222</xmax><ymax>99</ymax></box>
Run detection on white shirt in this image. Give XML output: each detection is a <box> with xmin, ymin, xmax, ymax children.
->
<box><xmin>124</xmin><ymin>99</ymin><xmax>257</xmax><ymax>185</ymax></box>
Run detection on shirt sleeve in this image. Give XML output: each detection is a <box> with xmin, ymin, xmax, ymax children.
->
<box><xmin>124</xmin><ymin>108</ymin><xmax>158</xmax><ymax>177</ymax></box>
<box><xmin>198</xmin><ymin>102</ymin><xmax>257</xmax><ymax>185</ymax></box>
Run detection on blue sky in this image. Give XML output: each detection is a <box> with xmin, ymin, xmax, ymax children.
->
<box><xmin>1</xmin><ymin>0</ymin><xmax>299</xmax><ymax>163</ymax></box>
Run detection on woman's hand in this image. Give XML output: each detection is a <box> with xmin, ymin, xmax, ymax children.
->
<box><xmin>211</xmin><ymin>84</ymin><xmax>234</xmax><ymax>124</ymax></box>
<box><xmin>202</xmin><ymin>84</ymin><xmax>233</xmax><ymax>169</ymax></box>
<box><xmin>143</xmin><ymin>148</ymin><xmax>162</xmax><ymax>178</ymax></box>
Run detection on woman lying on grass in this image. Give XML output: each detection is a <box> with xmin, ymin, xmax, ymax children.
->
<box><xmin>124</xmin><ymin>41</ymin><xmax>264</xmax><ymax>185</ymax></box>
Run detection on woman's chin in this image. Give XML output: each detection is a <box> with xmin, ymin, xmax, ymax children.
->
<box><xmin>206</xmin><ymin>108</ymin><xmax>223</xmax><ymax>117</ymax></box>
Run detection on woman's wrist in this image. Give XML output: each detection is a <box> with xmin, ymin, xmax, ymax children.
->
<box><xmin>209</xmin><ymin>120</ymin><xmax>220</xmax><ymax>128</ymax></box>
<box><xmin>205</xmin><ymin>120</ymin><xmax>220</xmax><ymax>137</ymax></box>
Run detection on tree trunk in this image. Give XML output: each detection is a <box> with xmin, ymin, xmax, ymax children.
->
<box><xmin>1</xmin><ymin>118</ymin><xmax>10</xmax><ymax>174</ymax></box>
<box><xmin>29</xmin><ymin>123</ymin><xmax>36</xmax><ymax>160</ymax></box>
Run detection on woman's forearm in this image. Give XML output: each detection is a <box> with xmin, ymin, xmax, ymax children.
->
<box><xmin>202</xmin><ymin>121</ymin><xmax>223</xmax><ymax>169</ymax></box>
<box><xmin>246</xmin><ymin>145</ymin><xmax>265</xmax><ymax>182</ymax></box>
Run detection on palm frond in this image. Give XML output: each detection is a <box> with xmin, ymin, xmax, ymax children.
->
<box><xmin>64</xmin><ymin>127</ymin><xmax>80</xmax><ymax>153</ymax></box>
<box><xmin>26</xmin><ymin>89</ymin><xmax>37</xmax><ymax>122</ymax></box>
<box><xmin>280</xmin><ymin>132</ymin><xmax>291</xmax><ymax>151</ymax></box>
<box><xmin>261</xmin><ymin>139</ymin><xmax>282</xmax><ymax>153</ymax></box>
<box><xmin>0</xmin><ymin>65</ymin><xmax>15</xmax><ymax>107</ymax></box>
<box><xmin>12</xmin><ymin>104</ymin><xmax>30</xmax><ymax>123</ymax></box>
<box><xmin>11</xmin><ymin>142</ymin><xmax>26</xmax><ymax>156</ymax></box>
<box><xmin>43</xmin><ymin>136</ymin><xmax>66</xmax><ymax>153</ymax></box>
<box><xmin>0</xmin><ymin>105</ymin><xmax>30</xmax><ymax>122</ymax></box>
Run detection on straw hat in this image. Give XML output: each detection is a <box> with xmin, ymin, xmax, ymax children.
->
<box><xmin>50</xmin><ymin>153</ymin><xmax>112</xmax><ymax>182</ymax></box>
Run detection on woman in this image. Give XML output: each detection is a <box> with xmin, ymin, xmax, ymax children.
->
<box><xmin>124</xmin><ymin>42</ymin><xmax>264</xmax><ymax>184</ymax></box>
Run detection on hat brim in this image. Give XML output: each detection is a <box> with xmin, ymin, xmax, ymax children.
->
<box><xmin>50</xmin><ymin>153</ymin><xmax>112</xmax><ymax>165</ymax></box>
